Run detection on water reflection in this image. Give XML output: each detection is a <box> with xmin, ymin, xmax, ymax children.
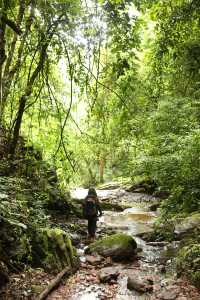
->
<box><xmin>100</xmin><ymin>207</ymin><xmax>157</xmax><ymax>236</ymax></box>
<box><xmin>99</xmin><ymin>207</ymin><xmax>163</xmax><ymax>268</ymax></box>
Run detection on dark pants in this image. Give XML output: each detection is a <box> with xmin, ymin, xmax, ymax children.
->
<box><xmin>87</xmin><ymin>216</ymin><xmax>97</xmax><ymax>237</ymax></box>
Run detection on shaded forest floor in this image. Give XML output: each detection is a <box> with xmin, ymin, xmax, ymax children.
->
<box><xmin>3</xmin><ymin>232</ymin><xmax>200</xmax><ymax>300</ymax></box>
<box><xmin>4</xmin><ymin>202</ymin><xmax>200</xmax><ymax>300</ymax></box>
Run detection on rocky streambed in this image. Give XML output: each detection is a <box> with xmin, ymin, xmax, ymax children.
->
<box><xmin>48</xmin><ymin>186</ymin><xmax>200</xmax><ymax>300</ymax></box>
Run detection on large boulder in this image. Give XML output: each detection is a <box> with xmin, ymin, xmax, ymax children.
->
<box><xmin>31</xmin><ymin>228</ymin><xmax>78</xmax><ymax>272</ymax></box>
<box><xmin>174</xmin><ymin>213</ymin><xmax>200</xmax><ymax>238</ymax></box>
<box><xmin>85</xmin><ymin>233</ymin><xmax>137</xmax><ymax>260</ymax></box>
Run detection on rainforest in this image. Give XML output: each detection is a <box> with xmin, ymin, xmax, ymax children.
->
<box><xmin>0</xmin><ymin>0</ymin><xmax>200</xmax><ymax>299</ymax></box>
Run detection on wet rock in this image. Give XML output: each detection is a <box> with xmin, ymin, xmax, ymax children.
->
<box><xmin>105</xmin><ymin>225</ymin><xmax>130</xmax><ymax>231</ymax></box>
<box><xmin>127</xmin><ymin>275</ymin><xmax>153</xmax><ymax>293</ymax></box>
<box><xmin>136</xmin><ymin>231</ymin><xmax>155</xmax><ymax>241</ymax></box>
<box><xmin>126</xmin><ymin>179</ymin><xmax>157</xmax><ymax>194</ymax></box>
<box><xmin>71</xmin><ymin>187</ymin><xmax>158</xmax><ymax>209</ymax></box>
<box><xmin>98</xmin><ymin>182</ymin><xmax>121</xmax><ymax>190</ymax></box>
<box><xmin>85</xmin><ymin>233</ymin><xmax>137</xmax><ymax>260</ymax></box>
<box><xmin>146</xmin><ymin>241</ymin><xmax>168</xmax><ymax>247</ymax></box>
<box><xmin>174</xmin><ymin>213</ymin><xmax>200</xmax><ymax>238</ymax></box>
<box><xmin>98</xmin><ymin>266</ymin><xmax>120</xmax><ymax>283</ymax></box>
<box><xmin>136</xmin><ymin>247</ymin><xmax>143</xmax><ymax>253</ymax></box>
<box><xmin>100</xmin><ymin>201</ymin><xmax>123</xmax><ymax>211</ymax></box>
<box><xmin>80</xmin><ymin>257</ymin><xmax>86</xmax><ymax>263</ymax></box>
<box><xmin>86</xmin><ymin>255</ymin><xmax>102</xmax><ymax>265</ymax></box>
<box><xmin>157</xmin><ymin>290</ymin><xmax>178</xmax><ymax>300</ymax></box>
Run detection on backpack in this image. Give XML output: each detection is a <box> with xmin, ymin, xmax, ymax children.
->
<box><xmin>83</xmin><ymin>197</ymin><xmax>97</xmax><ymax>218</ymax></box>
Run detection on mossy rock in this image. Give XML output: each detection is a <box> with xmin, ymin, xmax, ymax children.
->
<box><xmin>176</xmin><ymin>243</ymin><xmax>200</xmax><ymax>288</ymax></box>
<box><xmin>126</xmin><ymin>179</ymin><xmax>157</xmax><ymax>194</ymax></box>
<box><xmin>32</xmin><ymin>228</ymin><xmax>78</xmax><ymax>273</ymax></box>
<box><xmin>85</xmin><ymin>233</ymin><xmax>137</xmax><ymax>260</ymax></box>
<box><xmin>174</xmin><ymin>213</ymin><xmax>200</xmax><ymax>238</ymax></box>
<box><xmin>46</xmin><ymin>186</ymin><xmax>70</xmax><ymax>214</ymax></box>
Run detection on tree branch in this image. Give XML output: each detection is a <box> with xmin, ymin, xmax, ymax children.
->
<box><xmin>1</xmin><ymin>16</ymin><xmax>22</xmax><ymax>35</ymax></box>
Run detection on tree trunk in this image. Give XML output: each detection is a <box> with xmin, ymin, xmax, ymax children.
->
<box><xmin>2</xmin><ymin>1</ymin><xmax>33</xmax><ymax>122</ymax></box>
<box><xmin>9</xmin><ymin>41</ymin><xmax>49</xmax><ymax>156</ymax></box>
<box><xmin>99</xmin><ymin>157</ymin><xmax>105</xmax><ymax>183</ymax></box>
<box><xmin>9</xmin><ymin>95</ymin><xmax>26</xmax><ymax>155</ymax></box>
<box><xmin>9</xmin><ymin>12</ymin><xmax>63</xmax><ymax>156</ymax></box>
<box><xmin>0</xmin><ymin>1</ymin><xmax>8</xmax><ymax>123</ymax></box>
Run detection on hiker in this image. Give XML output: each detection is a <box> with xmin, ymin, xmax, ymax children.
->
<box><xmin>83</xmin><ymin>187</ymin><xmax>102</xmax><ymax>240</ymax></box>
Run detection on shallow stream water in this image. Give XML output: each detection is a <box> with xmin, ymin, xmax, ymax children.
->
<box><xmin>71</xmin><ymin>187</ymin><xmax>170</xmax><ymax>300</ymax></box>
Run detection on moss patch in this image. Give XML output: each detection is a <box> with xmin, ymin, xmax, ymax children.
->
<box><xmin>32</xmin><ymin>228</ymin><xmax>78</xmax><ymax>273</ymax></box>
<box><xmin>86</xmin><ymin>233</ymin><xmax>137</xmax><ymax>259</ymax></box>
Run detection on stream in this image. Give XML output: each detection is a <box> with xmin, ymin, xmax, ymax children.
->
<box><xmin>69</xmin><ymin>188</ymin><xmax>170</xmax><ymax>300</ymax></box>
<box><xmin>48</xmin><ymin>187</ymin><xmax>199</xmax><ymax>300</ymax></box>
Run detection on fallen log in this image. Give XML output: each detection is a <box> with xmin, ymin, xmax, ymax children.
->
<box><xmin>38</xmin><ymin>265</ymin><xmax>78</xmax><ymax>300</ymax></box>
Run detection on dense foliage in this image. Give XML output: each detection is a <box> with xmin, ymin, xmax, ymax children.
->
<box><xmin>1</xmin><ymin>0</ymin><xmax>200</xmax><ymax>212</ymax></box>
<box><xmin>1</xmin><ymin>0</ymin><xmax>200</xmax><ymax>291</ymax></box>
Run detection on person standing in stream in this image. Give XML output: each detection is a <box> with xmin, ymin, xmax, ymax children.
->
<box><xmin>83</xmin><ymin>187</ymin><xmax>102</xmax><ymax>241</ymax></box>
